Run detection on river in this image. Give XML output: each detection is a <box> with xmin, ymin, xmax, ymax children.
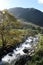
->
<box><xmin>0</xmin><ymin>36</ymin><xmax>38</xmax><ymax>65</ymax></box>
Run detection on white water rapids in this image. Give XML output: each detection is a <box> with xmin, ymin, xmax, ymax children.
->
<box><xmin>0</xmin><ymin>36</ymin><xmax>38</xmax><ymax>65</ymax></box>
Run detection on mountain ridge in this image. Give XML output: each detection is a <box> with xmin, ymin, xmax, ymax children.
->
<box><xmin>8</xmin><ymin>7</ymin><xmax>43</xmax><ymax>26</ymax></box>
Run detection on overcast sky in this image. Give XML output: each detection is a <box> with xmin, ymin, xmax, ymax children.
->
<box><xmin>0</xmin><ymin>0</ymin><xmax>43</xmax><ymax>11</ymax></box>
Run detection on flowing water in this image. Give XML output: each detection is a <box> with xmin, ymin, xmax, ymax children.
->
<box><xmin>0</xmin><ymin>36</ymin><xmax>38</xmax><ymax>65</ymax></box>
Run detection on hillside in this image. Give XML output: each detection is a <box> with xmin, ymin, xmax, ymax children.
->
<box><xmin>0</xmin><ymin>9</ymin><xmax>43</xmax><ymax>65</ymax></box>
<box><xmin>0</xmin><ymin>10</ymin><xmax>39</xmax><ymax>60</ymax></box>
<box><xmin>9</xmin><ymin>7</ymin><xmax>43</xmax><ymax>26</ymax></box>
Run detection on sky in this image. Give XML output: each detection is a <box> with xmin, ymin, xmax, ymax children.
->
<box><xmin>0</xmin><ymin>0</ymin><xmax>43</xmax><ymax>11</ymax></box>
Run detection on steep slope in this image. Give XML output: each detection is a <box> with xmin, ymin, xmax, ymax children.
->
<box><xmin>9</xmin><ymin>7</ymin><xmax>43</xmax><ymax>26</ymax></box>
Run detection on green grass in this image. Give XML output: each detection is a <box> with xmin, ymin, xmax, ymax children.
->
<box><xmin>0</xmin><ymin>29</ymin><xmax>37</xmax><ymax>47</ymax></box>
<box><xmin>0</xmin><ymin>29</ymin><xmax>28</xmax><ymax>47</ymax></box>
<box><xmin>26</xmin><ymin>33</ymin><xmax>43</xmax><ymax>65</ymax></box>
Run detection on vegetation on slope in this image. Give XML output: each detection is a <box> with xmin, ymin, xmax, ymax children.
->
<box><xmin>0</xmin><ymin>10</ymin><xmax>41</xmax><ymax>48</ymax></box>
<box><xmin>25</xmin><ymin>34</ymin><xmax>43</xmax><ymax>65</ymax></box>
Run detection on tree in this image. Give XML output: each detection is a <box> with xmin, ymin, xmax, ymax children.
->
<box><xmin>0</xmin><ymin>10</ymin><xmax>16</xmax><ymax>49</ymax></box>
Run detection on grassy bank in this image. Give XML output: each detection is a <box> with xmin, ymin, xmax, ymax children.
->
<box><xmin>25</xmin><ymin>34</ymin><xmax>43</xmax><ymax>65</ymax></box>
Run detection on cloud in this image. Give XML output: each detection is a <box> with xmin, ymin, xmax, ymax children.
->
<box><xmin>38</xmin><ymin>0</ymin><xmax>43</xmax><ymax>4</ymax></box>
<box><xmin>41</xmin><ymin>10</ymin><xmax>43</xmax><ymax>12</ymax></box>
